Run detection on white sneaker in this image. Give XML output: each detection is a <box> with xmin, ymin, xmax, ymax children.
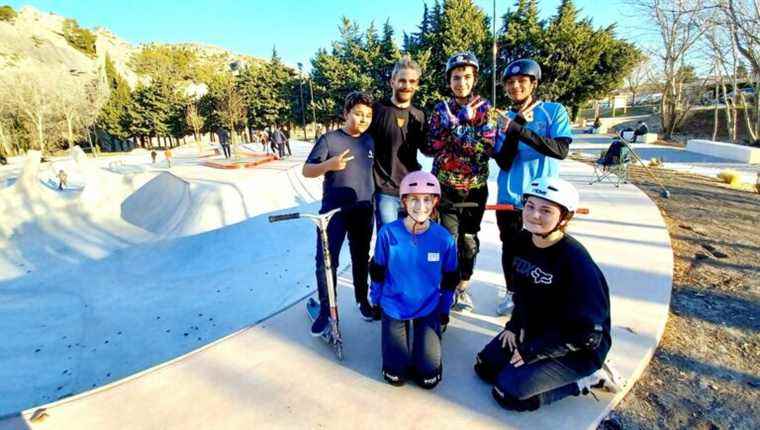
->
<box><xmin>496</xmin><ymin>293</ymin><xmax>514</xmax><ymax>316</ymax></box>
<box><xmin>452</xmin><ymin>290</ymin><xmax>474</xmax><ymax>312</ymax></box>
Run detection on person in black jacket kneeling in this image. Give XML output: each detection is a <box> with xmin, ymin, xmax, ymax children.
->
<box><xmin>474</xmin><ymin>177</ymin><xmax>623</xmax><ymax>411</ymax></box>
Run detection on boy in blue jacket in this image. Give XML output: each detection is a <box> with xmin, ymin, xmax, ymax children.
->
<box><xmin>369</xmin><ymin>171</ymin><xmax>459</xmax><ymax>389</ymax></box>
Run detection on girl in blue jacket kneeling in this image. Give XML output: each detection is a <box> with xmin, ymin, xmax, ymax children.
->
<box><xmin>370</xmin><ymin>171</ymin><xmax>459</xmax><ymax>389</ymax></box>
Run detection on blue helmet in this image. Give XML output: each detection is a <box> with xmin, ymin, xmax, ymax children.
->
<box><xmin>502</xmin><ymin>59</ymin><xmax>542</xmax><ymax>82</ymax></box>
<box><xmin>446</xmin><ymin>51</ymin><xmax>480</xmax><ymax>81</ymax></box>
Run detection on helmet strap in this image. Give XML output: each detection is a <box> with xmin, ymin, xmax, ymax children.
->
<box><xmin>536</xmin><ymin>211</ymin><xmax>573</xmax><ymax>238</ymax></box>
<box><xmin>514</xmin><ymin>97</ymin><xmax>539</xmax><ymax>115</ymax></box>
<box><xmin>402</xmin><ymin>197</ymin><xmax>438</xmax><ymax>232</ymax></box>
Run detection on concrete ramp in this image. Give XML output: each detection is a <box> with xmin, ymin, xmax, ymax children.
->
<box><xmin>0</xmin><ymin>156</ymin><xmax>674</xmax><ymax>430</ymax></box>
<box><xmin>121</xmin><ymin>172</ymin><xmax>190</xmax><ymax>235</ymax></box>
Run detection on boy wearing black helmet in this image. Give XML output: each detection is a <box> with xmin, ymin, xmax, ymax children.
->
<box><xmin>493</xmin><ymin>58</ymin><xmax>573</xmax><ymax>316</ymax></box>
<box><xmin>421</xmin><ymin>51</ymin><xmax>497</xmax><ymax>313</ymax></box>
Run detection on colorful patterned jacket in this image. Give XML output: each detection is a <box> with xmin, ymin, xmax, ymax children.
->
<box><xmin>421</xmin><ymin>97</ymin><xmax>496</xmax><ymax>190</ymax></box>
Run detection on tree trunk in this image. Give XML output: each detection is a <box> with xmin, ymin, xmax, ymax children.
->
<box><xmin>712</xmin><ymin>84</ymin><xmax>719</xmax><ymax>141</ymax></box>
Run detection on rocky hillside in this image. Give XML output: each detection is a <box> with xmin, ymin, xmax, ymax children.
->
<box><xmin>0</xmin><ymin>5</ymin><xmax>262</xmax><ymax>89</ymax></box>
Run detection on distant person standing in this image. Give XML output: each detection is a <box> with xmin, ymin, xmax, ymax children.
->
<box><xmin>164</xmin><ymin>148</ymin><xmax>173</xmax><ymax>168</ymax></box>
<box><xmin>268</xmin><ymin>127</ymin><xmax>279</xmax><ymax>155</ymax></box>
<box><xmin>57</xmin><ymin>169</ymin><xmax>68</xmax><ymax>190</ymax></box>
<box><xmin>217</xmin><ymin>127</ymin><xmax>231</xmax><ymax>159</ymax></box>
<box><xmin>272</xmin><ymin>126</ymin><xmax>288</xmax><ymax>158</ymax></box>
<box><xmin>368</xmin><ymin>55</ymin><xmax>425</xmax><ymax>228</ymax></box>
<box><xmin>281</xmin><ymin>125</ymin><xmax>293</xmax><ymax>157</ymax></box>
<box><xmin>150</xmin><ymin>150</ymin><xmax>157</xmax><ymax>164</ymax></box>
<box><xmin>260</xmin><ymin>130</ymin><xmax>270</xmax><ymax>153</ymax></box>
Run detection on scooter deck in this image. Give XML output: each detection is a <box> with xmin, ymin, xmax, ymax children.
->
<box><xmin>306</xmin><ymin>297</ymin><xmax>343</xmax><ymax>359</ymax></box>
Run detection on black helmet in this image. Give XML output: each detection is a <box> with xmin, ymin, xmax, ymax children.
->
<box><xmin>502</xmin><ymin>59</ymin><xmax>542</xmax><ymax>82</ymax></box>
<box><xmin>445</xmin><ymin>51</ymin><xmax>479</xmax><ymax>80</ymax></box>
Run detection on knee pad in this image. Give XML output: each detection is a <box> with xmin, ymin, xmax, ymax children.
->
<box><xmin>491</xmin><ymin>386</ymin><xmax>540</xmax><ymax>412</ymax></box>
<box><xmin>461</xmin><ymin>233</ymin><xmax>479</xmax><ymax>259</ymax></box>
<box><xmin>382</xmin><ymin>369</ymin><xmax>406</xmax><ymax>387</ymax></box>
<box><xmin>414</xmin><ymin>369</ymin><xmax>442</xmax><ymax>390</ymax></box>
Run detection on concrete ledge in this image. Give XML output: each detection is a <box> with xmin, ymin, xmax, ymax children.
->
<box><xmin>641</xmin><ymin>133</ymin><xmax>658</xmax><ymax>144</ymax></box>
<box><xmin>686</xmin><ymin>139</ymin><xmax>760</xmax><ymax>164</ymax></box>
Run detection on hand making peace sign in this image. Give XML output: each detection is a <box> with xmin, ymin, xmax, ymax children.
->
<box><xmin>328</xmin><ymin>149</ymin><xmax>354</xmax><ymax>171</ymax></box>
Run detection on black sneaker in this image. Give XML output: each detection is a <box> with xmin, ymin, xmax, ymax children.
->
<box><xmin>357</xmin><ymin>301</ymin><xmax>378</xmax><ymax>322</ymax></box>
<box><xmin>310</xmin><ymin>312</ymin><xmax>330</xmax><ymax>337</ymax></box>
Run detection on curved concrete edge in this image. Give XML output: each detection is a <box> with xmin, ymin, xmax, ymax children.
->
<box><xmin>0</xmin><ymin>158</ymin><xmax>673</xmax><ymax>430</ymax></box>
<box><xmin>563</xmin><ymin>160</ymin><xmax>673</xmax><ymax>428</ymax></box>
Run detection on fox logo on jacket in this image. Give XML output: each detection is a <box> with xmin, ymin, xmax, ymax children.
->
<box><xmin>530</xmin><ymin>267</ymin><xmax>553</xmax><ymax>285</ymax></box>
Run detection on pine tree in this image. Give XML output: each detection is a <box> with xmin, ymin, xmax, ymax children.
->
<box><xmin>378</xmin><ymin>20</ymin><xmax>401</xmax><ymax>89</ymax></box>
<box><xmin>96</xmin><ymin>54</ymin><xmax>132</xmax><ymax>140</ymax></box>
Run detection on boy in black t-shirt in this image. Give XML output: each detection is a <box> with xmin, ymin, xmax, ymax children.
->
<box><xmin>303</xmin><ymin>92</ymin><xmax>377</xmax><ymax>336</ymax></box>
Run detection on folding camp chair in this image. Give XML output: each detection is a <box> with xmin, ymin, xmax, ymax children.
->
<box><xmin>590</xmin><ymin>138</ymin><xmax>632</xmax><ymax>187</ymax></box>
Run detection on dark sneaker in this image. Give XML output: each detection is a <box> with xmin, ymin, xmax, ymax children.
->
<box><xmin>310</xmin><ymin>312</ymin><xmax>330</xmax><ymax>337</ymax></box>
<box><xmin>357</xmin><ymin>301</ymin><xmax>378</xmax><ymax>322</ymax></box>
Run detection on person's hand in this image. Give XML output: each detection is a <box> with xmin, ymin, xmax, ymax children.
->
<box><xmin>498</xmin><ymin>112</ymin><xmax>512</xmax><ymax>132</ymax></box>
<box><xmin>327</xmin><ymin>149</ymin><xmax>354</xmax><ymax>171</ymax></box>
<box><xmin>462</xmin><ymin>96</ymin><xmax>486</xmax><ymax>122</ymax></box>
<box><xmin>510</xmin><ymin>348</ymin><xmax>525</xmax><ymax>367</ymax></box>
<box><xmin>498</xmin><ymin>329</ymin><xmax>518</xmax><ymax>350</ymax></box>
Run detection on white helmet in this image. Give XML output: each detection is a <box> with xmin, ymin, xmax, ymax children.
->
<box><xmin>522</xmin><ymin>177</ymin><xmax>579</xmax><ymax>213</ymax></box>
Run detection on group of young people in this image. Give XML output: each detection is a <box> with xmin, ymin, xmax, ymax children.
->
<box><xmin>301</xmin><ymin>53</ymin><xmax>619</xmax><ymax>412</ymax></box>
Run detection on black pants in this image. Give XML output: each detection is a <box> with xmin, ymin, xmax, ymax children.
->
<box><xmin>382</xmin><ymin>311</ymin><xmax>442</xmax><ymax>389</ymax></box>
<box><xmin>496</xmin><ymin>210</ymin><xmax>523</xmax><ymax>292</ymax></box>
<box><xmin>315</xmin><ymin>206</ymin><xmax>373</xmax><ymax>315</ymax></box>
<box><xmin>221</xmin><ymin>143</ymin><xmax>231</xmax><ymax>158</ymax></box>
<box><xmin>283</xmin><ymin>140</ymin><xmax>292</xmax><ymax>156</ymax></box>
<box><xmin>475</xmin><ymin>334</ymin><xmax>596</xmax><ymax>411</ymax></box>
<box><xmin>439</xmin><ymin>185</ymin><xmax>488</xmax><ymax>282</ymax></box>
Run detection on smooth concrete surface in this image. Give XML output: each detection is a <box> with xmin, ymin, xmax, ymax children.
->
<box><xmin>572</xmin><ymin>135</ymin><xmax>760</xmax><ymax>183</ymax></box>
<box><xmin>0</xmin><ymin>148</ymin><xmax>673</xmax><ymax>429</ymax></box>
<box><xmin>686</xmin><ymin>139</ymin><xmax>760</xmax><ymax>164</ymax></box>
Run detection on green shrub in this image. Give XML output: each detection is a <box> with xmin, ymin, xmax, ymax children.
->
<box><xmin>0</xmin><ymin>5</ymin><xmax>17</xmax><ymax>22</ymax></box>
<box><xmin>62</xmin><ymin>18</ymin><xmax>96</xmax><ymax>57</ymax></box>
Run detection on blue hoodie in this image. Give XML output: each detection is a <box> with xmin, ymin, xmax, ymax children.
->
<box><xmin>370</xmin><ymin>219</ymin><xmax>458</xmax><ymax>320</ymax></box>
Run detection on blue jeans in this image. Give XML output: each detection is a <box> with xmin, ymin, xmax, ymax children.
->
<box><xmin>475</xmin><ymin>333</ymin><xmax>597</xmax><ymax>411</ymax></box>
<box><xmin>381</xmin><ymin>311</ymin><xmax>442</xmax><ymax>389</ymax></box>
<box><xmin>375</xmin><ymin>193</ymin><xmax>402</xmax><ymax>229</ymax></box>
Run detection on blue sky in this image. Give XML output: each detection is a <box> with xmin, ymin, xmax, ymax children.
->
<box><xmin>8</xmin><ymin>1</ymin><xmax>643</xmax><ymax>69</ymax></box>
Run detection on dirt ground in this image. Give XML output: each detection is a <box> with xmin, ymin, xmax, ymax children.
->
<box><xmin>583</xmin><ymin>161</ymin><xmax>760</xmax><ymax>429</ymax></box>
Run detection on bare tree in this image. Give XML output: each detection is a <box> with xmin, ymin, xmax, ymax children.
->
<box><xmin>0</xmin><ymin>69</ymin><xmax>59</xmax><ymax>155</ymax></box>
<box><xmin>625</xmin><ymin>57</ymin><xmax>652</xmax><ymax>105</ymax></box>
<box><xmin>216</xmin><ymin>81</ymin><xmax>245</xmax><ymax>156</ymax></box>
<box><xmin>185</xmin><ymin>102</ymin><xmax>205</xmax><ymax>153</ymax></box>
<box><xmin>703</xmin><ymin>24</ymin><xmax>741</xmax><ymax>142</ymax></box>
<box><xmin>628</xmin><ymin>0</ymin><xmax>714</xmax><ymax>139</ymax></box>
<box><xmin>724</xmin><ymin>0</ymin><xmax>760</xmax><ymax>143</ymax></box>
